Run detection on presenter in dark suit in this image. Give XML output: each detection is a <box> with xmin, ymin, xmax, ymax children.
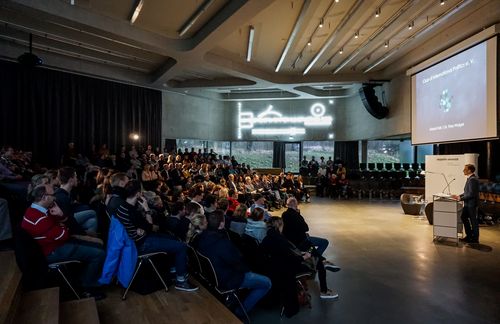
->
<box><xmin>452</xmin><ymin>164</ymin><xmax>480</xmax><ymax>244</ymax></box>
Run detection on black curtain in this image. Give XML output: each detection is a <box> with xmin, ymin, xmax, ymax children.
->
<box><xmin>0</xmin><ymin>60</ymin><xmax>162</xmax><ymax>167</ymax></box>
<box><xmin>272</xmin><ymin>142</ymin><xmax>285</xmax><ymax>169</ymax></box>
<box><xmin>334</xmin><ymin>141</ymin><xmax>359</xmax><ymax>170</ymax></box>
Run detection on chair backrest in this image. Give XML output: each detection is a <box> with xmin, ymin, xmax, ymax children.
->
<box><xmin>14</xmin><ymin>227</ymin><xmax>49</xmax><ymax>290</ymax></box>
<box><xmin>196</xmin><ymin>251</ymin><xmax>219</xmax><ymax>288</ymax></box>
<box><xmin>186</xmin><ymin>244</ymin><xmax>202</xmax><ymax>277</ymax></box>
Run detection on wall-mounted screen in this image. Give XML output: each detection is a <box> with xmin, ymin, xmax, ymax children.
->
<box><xmin>411</xmin><ymin>37</ymin><xmax>497</xmax><ymax>145</ymax></box>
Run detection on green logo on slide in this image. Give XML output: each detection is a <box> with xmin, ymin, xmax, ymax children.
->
<box><xmin>439</xmin><ymin>89</ymin><xmax>452</xmax><ymax>112</ymax></box>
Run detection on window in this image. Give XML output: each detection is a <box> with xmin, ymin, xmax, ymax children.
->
<box><xmin>285</xmin><ymin>143</ymin><xmax>300</xmax><ymax>173</ymax></box>
<box><xmin>231</xmin><ymin>141</ymin><xmax>273</xmax><ymax>168</ymax></box>
<box><xmin>367</xmin><ymin>140</ymin><xmax>403</xmax><ymax>163</ymax></box>
<box><xmin>302</xmin><ymin>141</ymin><xmax>334</xmax><ymax>163</ymax></box>
<box><xmin>416</xmin><ymin>145</ymin><xmax>433</xmax><ymax>163</ymax></box>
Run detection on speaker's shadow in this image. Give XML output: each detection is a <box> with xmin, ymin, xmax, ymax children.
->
<box><xmin>465</xmin><ymin>243</ymin><xmax>493</xmax><ymax>252</ymax></box>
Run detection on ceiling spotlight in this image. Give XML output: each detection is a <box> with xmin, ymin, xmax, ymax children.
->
<box><xmin>384</xmin><ymin>41</ymin><xmax>389</xmax><ymax>48</ymax></box>
<box><xmin>328</xmin><ymin>133</ymin><xmax>334</xmax><ymax>139</ymax></box>
<box><xmin>335</xmin><ymin>0</ymin><xmax>339</xmax><ymax>2</ymax></box>
<box><xmin>375</xmin><ymin>8</ymin><xmax>380</xmax><ymax>18</ymax></box>
<box><xmin>440</xmin><ymin>0</ymin><xmax>445</xmax><ymax>5</ymax></box>
<box><xmin>319</xmin><ymin>18</ymin><xmax>324</xmax><ymax>28</ymax></box>
<box><xmin>354</xmin><ymin>31</ymin><xmax>359</xmax><ymax>39</ymax></box>
<box><xmin>329</xmin><ymin>99</ymin><xmax>334</xmax><ymax>104</ymax></box>
<box><xmin>307</xmin><ymin>39</ymin><xmax>312</xmax><ymax>46</ymax></box>
<box><xmin>339</xmin><ymin>47</ymin><xmax>343</xmax><ymax>54</ymax></box>
<box><xmin>408</xmin><ymin>21</ymin><xmax>414</xmax><ymax>30</ymax></box>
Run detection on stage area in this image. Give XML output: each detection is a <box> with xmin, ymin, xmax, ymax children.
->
<box><xmin>252</xmin><ymin>198</ymin><xmax>500</xmax><ymax>324</ymax></box>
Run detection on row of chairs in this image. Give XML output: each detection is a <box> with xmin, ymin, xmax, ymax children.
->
<box><xmin>359</xmin><ymin>163</ymin><xmax>425</xmax><ymax>172</ymax></box>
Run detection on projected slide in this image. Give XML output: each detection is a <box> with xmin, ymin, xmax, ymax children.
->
<box><xmin>414</xmin><ymin>42</ymin><xmax>487</xmax><ymax>144</ymax></box>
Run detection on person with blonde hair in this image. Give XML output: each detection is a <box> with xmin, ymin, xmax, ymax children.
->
<box><xmin>186</xmin><ymin>213</ymin><xmax>207</xmax><ymax>244</ymax></box>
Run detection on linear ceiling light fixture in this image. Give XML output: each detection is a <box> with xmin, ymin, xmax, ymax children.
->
<box><xmin>246</xmin><ymin>25</ymin><xmax>255</xmax><ymax>62</ymax></box>
<box><xmin>275</xmin><ymin>0</ymin><xmax>311</xmax><ymax>72</ymax></box>
<box><xmin>330</xmin><ymin>0</ymin><xmax>406</xmax><ymax>73</ymax></box>
<box><xmin>302</xmin><ymin>0</ymin><xmax>364</xmax><ymax>75</ymax></box>
<box><xmin>130</xmin><ymin>0</ymin><xmax>145</xmax><ymax>24</ymax></box>
<box><xmin>364</xmin><ymin>0</ymin><xmax>472</xmax><ymax>73</ymax></box>
<box><xmin>178</xmin><ymin>0</ymin><xmax>215</xmax><ymax>37</ymax></box>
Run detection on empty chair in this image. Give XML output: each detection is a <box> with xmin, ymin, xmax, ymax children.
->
<box><xmin>376</xmin><ymin>163</ymin><xmax>384</xmax><ymax>171</ymax></box>
<box><xmin>400</xmin><ymin>193</ymin><xmax>424</xmax><ymax>215</ymax></box>
<box><xmin>359</xmin><ymin>163</ymin><xmax>367</xmax><ymax>171</ymax></box>
<box><xmin>367</xmin><ymin>163</ymin><xmax>375</xmax><ymax>171</ymax></box>
<box><xmin>402</xmin><ymin>163</ymin><xmax>410</xmax><ymax>171</ymax></box>
<box><xmin>411</xmin><ymin>163</ymin><xmax>419</xmax><ymax>171</ymax></box>
<box><xmin>420</xmin><ymin>163</ymin><xmax>425</xmax><ymax>171</ymax></box>
<box><xmin>393</xmin><ymin>163</ymin><xmax>402</xmax><ymax>171</ymax></box>
<box><xmin>385</xmin><ymin>163</ymin><xmax>393</xmax><ymax>171</ymax></box>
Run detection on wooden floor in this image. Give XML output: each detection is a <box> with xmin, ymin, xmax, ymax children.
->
<box><xmin>252</xmin><ymin>198</ymin><xmax>500</xmax><ymax>324</ymax></box>
<box><xmin>96</xmin><ymin>279</ymin><xmax>240</xmax><ymax>324</ymax></box>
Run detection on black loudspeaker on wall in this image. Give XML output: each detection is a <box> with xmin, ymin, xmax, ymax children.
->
<box><xmin>358</xmin><ymin>84</ymin><xmax>388</xmax><ymax>119</ymax></box>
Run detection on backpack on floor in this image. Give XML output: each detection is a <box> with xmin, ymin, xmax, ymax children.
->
<box><xmin>296</xmin><ymin>277</ymin><xmax>312</xmax><ymax>308</ymax></box>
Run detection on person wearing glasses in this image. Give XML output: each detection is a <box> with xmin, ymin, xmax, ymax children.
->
<box><xmin>22</xmin><ymin>184</ymin><xmax>106</xmax><ymax>300</ymax></box>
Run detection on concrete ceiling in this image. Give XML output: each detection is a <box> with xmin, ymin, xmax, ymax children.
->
<box><xmin>0</xmin><ymin>0</ymin><xmax>499</xmax><ymax>101</ymax></box>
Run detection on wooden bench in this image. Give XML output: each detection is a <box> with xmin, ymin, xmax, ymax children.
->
<box><xmin>0</xmin><ymin>251</ymin><xmax>22</xmax><ymax>324</ymax></box>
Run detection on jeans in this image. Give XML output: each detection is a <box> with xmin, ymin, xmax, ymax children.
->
<box><xmin>137</xmin><ymin>233</ymin><xmax>188</xmax><ymax>280</ymax></box>
<box><xmin>309</xmin><ymin>236</ymin><xmax>329</xmax><ymax>257</ymax></box>
<box><xmin>46</xmin><ymin>239</ymin><xmax>105</xmax><ymax>288</ymax></box>
<box><xmin>74</xmin><ymin>209</ymin><xmax>98</xmax><ymax>233</ymax></box>
<box><xmin>239</xmin><ymin>272</ymin><xmax>272</xmax><ymax>313</ymax></box>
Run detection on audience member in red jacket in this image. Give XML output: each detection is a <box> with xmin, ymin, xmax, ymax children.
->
<box><xmin>22</xmin><ymin>184</ymin><xmax>106</xmax><ymax>299</ymax></box>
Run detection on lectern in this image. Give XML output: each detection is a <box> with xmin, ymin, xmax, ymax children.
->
<box><xmin>432</xmin><ymin>195</ymin><xmax>463</xmax><ymax>244</ymax></box>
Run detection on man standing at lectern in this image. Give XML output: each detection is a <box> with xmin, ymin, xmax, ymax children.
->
<box><xmin>452</xmin><ymin>164</ymin><xmax>479</xmax><ymax>244</ymax></box>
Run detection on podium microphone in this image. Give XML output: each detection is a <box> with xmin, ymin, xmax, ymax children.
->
<box><xmin>442</xmin><ymin>178</ymin><xmax>456</xmax><ymax>195</ymax></box>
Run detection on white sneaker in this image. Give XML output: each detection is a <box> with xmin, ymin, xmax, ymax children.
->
<box><xmin>320</xmin><ymin>289</ymin><xmax>339</xmax><ymax>299</ymax></box>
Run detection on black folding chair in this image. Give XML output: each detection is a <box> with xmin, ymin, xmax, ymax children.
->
<box><xmin>196</xmin><ymin>251</ymin><xmax>251</xmax><ymax>323</ymax></box>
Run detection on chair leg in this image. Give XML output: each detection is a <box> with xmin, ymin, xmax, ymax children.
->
<box><xmin>147</xmin><ymin>258</ymin><xmax>169</xmax><ymax>292</ymax></box>
<box><xmin>122</xmin><ymin>258</ymin><xmax>144</xmax><ymax>300</ymax></box>
<box><xmin>56</xmin><ymin>266</ymin><xmax>80</xmax><ymax>300</ymax></box>
<box><xmin>232</xmin><ymin>292</ymin><xmax>251</xmax><ymax>324</ymax></box>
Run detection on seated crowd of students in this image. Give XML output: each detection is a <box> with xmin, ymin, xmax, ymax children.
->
<box><xmin>1</xmin><ymin>144</ymin><xmax>342</xmax><ymax>320</ymax></box>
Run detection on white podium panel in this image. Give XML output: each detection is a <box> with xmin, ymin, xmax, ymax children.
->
<box><xmin>433</xmin><ymin>195</ymin><xmax>463</xmax><ymax>244</ymax></box>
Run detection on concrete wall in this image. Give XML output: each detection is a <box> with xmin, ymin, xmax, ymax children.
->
<box><xmin>162</xmin><ymin>74</ymin><xmax>412</xmax><ymax>142</ymax></box>
<box><xmin>340</xmin><ymin>74</ymin><xmax>411</xmax><ymax>141</ymax></box>
<box><xmin>162</xmin><ymin>91</ymin><xmax>230</xmax><ymax>142</ymax></box>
